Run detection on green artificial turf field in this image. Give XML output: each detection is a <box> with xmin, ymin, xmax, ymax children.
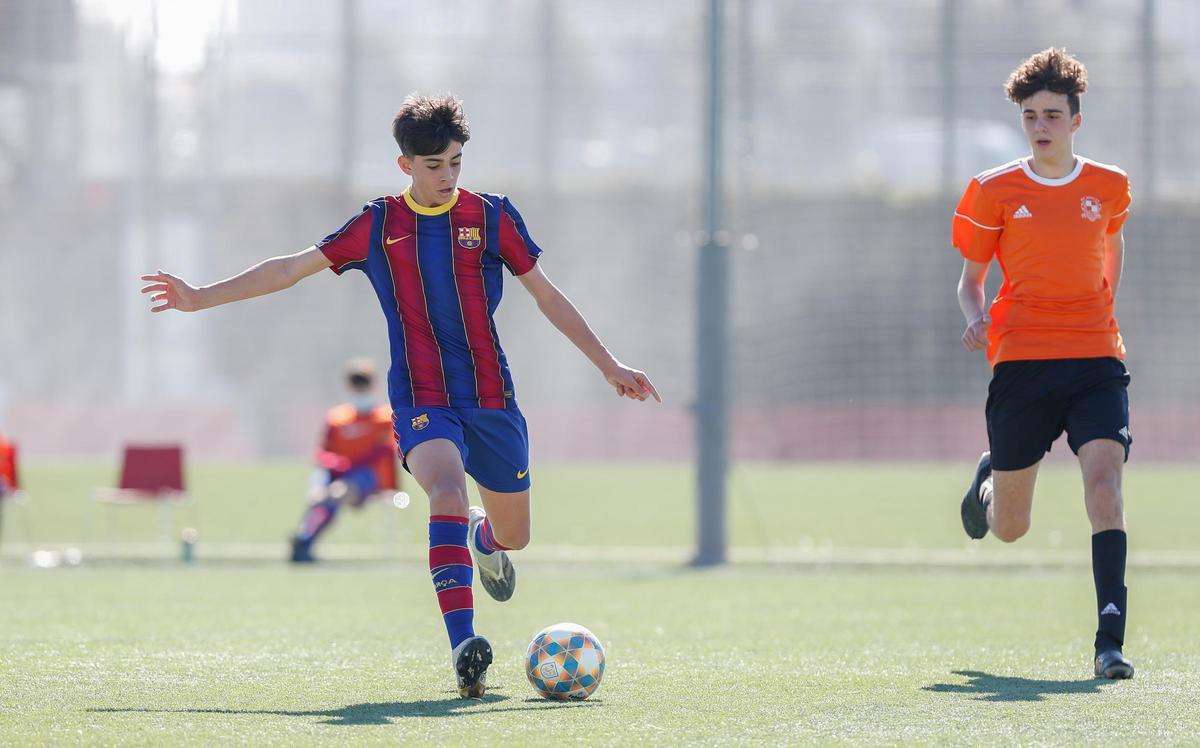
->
<box><xmin>1</xmin><ymin>461</ymin><xmax>1197</xmax><ymax>745</ymax></box>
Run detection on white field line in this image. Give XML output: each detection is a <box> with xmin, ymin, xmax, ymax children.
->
<box><xmin>3</xmin><ymin>542</ymin><xmax>1200</xmax><ymax>570</ymax></box>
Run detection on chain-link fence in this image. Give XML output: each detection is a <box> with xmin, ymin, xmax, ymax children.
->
<box><xmin>1</xmin><ymin>0</ymin><xmax>1197</xmax><ymax>460</ymax></box>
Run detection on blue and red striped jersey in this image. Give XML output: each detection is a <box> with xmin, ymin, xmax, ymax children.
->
<box><xmin>318</xmin><ymin>188</ymin><xmax>542</xmax><ymax>409</ymax></box>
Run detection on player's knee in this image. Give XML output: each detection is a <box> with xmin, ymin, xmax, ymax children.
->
<box><xmin>328</xmin><ymin>480</ymin><xmax>350</xmax><ymax>502</ymax></box>
<box><xmin>307</xmin><ymin>483</ymin><xmax>329</xmax><ymax>503</ymax></box>
<box><xmin>426</xmin><ymin>482</ymin><xmax>469</xmax><ymax>516</ymax></box>
<box><xmin>495</xmin><ymin>523</ymin><xmax>530</xmax><ymax>550</ymax></box>
<box><xmin>992</xmin><ymin>513</ymin><xmax>1030</xmax><ymax>543</ymax></box>
<box><xmin>1085</xmin><ymin>475</ymin><xmax>1121</xmax><ymax>505</ymax></box>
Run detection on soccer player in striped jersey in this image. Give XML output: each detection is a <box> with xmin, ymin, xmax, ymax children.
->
<box><xmin>952</xmin><ymin>49</ymin><xmax>1135</xmax><ymax>679</ymax></box>
<box><xmin>141</xmin><ymin>93</ymin><xmax>660</xmax><ymax>698</ymax></box>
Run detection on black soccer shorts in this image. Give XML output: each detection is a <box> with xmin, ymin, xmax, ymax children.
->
<box><xmin>985</xmin><ymin>357</ymin><xmax>1131</xmax><ymax>472</ymax></box>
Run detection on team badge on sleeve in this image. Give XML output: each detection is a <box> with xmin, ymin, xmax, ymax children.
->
<box><xmin>457</xmin><ymin>227</ymin><xmax>482</xmax><ymax>250</ymax></box>
<box><xmin>411</xmin><ymin>414</ymin><xmax>430</xmax><ymax>431</ymax></box>
<box><xmin>1081</xmin><ymin>196</ymin><xmax>1102</xmax><ymax>222</ymax></box>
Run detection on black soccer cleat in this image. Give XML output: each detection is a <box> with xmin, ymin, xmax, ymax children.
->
<box><xmin>453</xmin><ymin>635</ymin><xmax>493</xmax><ymax>698</ymax></box>
<box><xmin>960</xmin><ymin>451</ymin><xmax>992</xmax><ymax>540</ymax></box>
<box><xmin>289</xmin><ymin>535</ymin><xmax>315</xmax><ymax>563</ymax></box>
<box><xmin>1095</xmin><ymin>649</ymin><xmax>1135</xmax><ymax>680</ymax></box>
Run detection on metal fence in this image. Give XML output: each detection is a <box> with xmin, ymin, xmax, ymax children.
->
<box><xmin>1</xmin><ymin>0</ymin><xmax>1197</xmax><ymax>460</ymax></box>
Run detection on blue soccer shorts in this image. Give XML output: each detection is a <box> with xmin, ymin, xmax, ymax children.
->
<box><xmin>392</xmin><ymin>405</ymin><xmax>531</xmax><ymax>493</ymax></box>
<box><xmin>337</xmin><ymin>465</ymin><xmax>381</xmax><ymax>504</ymax></box>
<box><xmin>311</xmin><ymin>465</ymin><xmax>380</xmax><ymax>506</ymax></box>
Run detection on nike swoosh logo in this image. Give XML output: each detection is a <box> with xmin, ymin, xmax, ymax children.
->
<box><xmin>516</xmin><ymin>469</ymin><xmax>528</xmax><ymax>479</ymax></box>
<box><xmin>385</xmin><ymin>234</ymin><xmax>412</xmax><ymax>245</ymax></box>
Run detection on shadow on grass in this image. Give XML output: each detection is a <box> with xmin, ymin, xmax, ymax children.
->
<box><xmin>90</xmin><ymin>691</ymin><xmax>601</xmax><ymax>725</ymax></box>
<box><xmin>922</xmin><ymin>669</ymin><xmax>1109</xmax><ymax>702</ymax></box>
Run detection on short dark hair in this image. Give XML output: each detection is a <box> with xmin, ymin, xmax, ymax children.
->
<box><xmin>345</xmin><ymin>358</ymin><xmax>375</xmax><ymax>389</ymax></box>
<box><xmin>391</xmin><ymin>93</ymin><xmax>470</xmax><ymax>157</ymax></box>
<box><xmin>1005</xmin><ymin>47</ymin><xmax>1088</xmax><ymax>115</ymax></box>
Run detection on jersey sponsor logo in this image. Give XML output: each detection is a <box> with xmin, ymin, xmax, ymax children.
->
<box><xmin>516</xmin><ymin>468</ymin><xmax>528</xmax><ymax>479</ymax></box>
<box><xmin>457</xmin><ymin>226</ymin><xmax>482</xmax><ymax>250</ymax></box>
<box><xmin>1101</xmin><ymin>602</ymin><xmax>1122</xmax><ymax>616</ymax></box>
<box><xmin>411</xmin><ymin>413</ymin><xmax>430</xmax><ymax>431</ymax></box>
<box><xmin>1013</xmin><ymin>204</ymin><xmax>1033</xmax><ymax>219</ymax></box>
<box><xmin>1081</xmin><ymin>196</ymin><xmax>1102</xmax><ymax>222</ymax></box>
<box><xmin>386</xmin><ymin>234</ymin><xmax>412</xmax><ymax>245</ymax></box>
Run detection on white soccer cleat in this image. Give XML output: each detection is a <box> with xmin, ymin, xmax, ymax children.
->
<box><xmin>467</xmin><ymin>506</ymin><xmax>517</xmax><ymax>602</ymax></box>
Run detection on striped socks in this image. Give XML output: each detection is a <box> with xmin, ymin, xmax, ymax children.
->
<box><xmin>472</xmin><ymin>515</ymin><xmax>510</xmax><ymax>556</ymax></box>
<box><xmin>295</xmin><ymin>498</ymin><xmax>339</xmax><ymax>543</ymax></box>
<box><xmin>429</xmin><ymin>515</ymin><xmax>475</xmax><ymax>648</ymax></box>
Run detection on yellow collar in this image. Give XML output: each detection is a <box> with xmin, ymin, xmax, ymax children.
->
<box><xmin>403</xmin><ymin>188</ymin><xmax>459</xmax><ymax>215</ymax></box>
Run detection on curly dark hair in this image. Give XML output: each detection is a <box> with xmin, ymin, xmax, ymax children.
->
<box><xmin>1004</xmin><ymin>48</ymin><xmax>1088</xmax><ymax>115</ymax></box>
<box><xmin>391</xmin><ymin>93</ymin><xmax>471</xmax><ymax>157</ymax></box>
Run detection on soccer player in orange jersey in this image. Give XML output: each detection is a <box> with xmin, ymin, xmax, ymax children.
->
<box><xmin>0</xmin><ymin>432</ymin><xmax>17</xmax><ymax>499</ymax></box>
<box><xmin>290</xmin><ymin>359</ymin><xmax>398</xmax><ymax>563</ymax></box>
<box><xmin>0</xmin><ymin>432</ymin><xmax>16</xmax><ymax>546</ymax></box>
<box><xmin>952</xmin><ymin>48</ymin><xmax>1135</xmax><ymax>679</ymax></box>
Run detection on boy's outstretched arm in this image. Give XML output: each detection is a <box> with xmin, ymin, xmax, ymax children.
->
<box><xmin>141</xmin><ymin>246</ymin><xmax>332</xmax><ymax>313</ymax></box>
<box><xmin>518</xmin><ymin>264</ymin><xmax>661</xmax><ymax>403</ymax></box>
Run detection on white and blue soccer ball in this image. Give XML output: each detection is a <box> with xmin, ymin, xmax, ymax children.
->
<box><xmin>525</xmin><ymin>622</ymin><xmax>605</xmax><ymax>700</ymax></box>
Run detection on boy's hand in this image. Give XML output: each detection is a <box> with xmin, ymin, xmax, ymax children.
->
<box><xmin>962</xmin><ymin>313</ymin><xmax>991</xmax><ymax>352</ymax></box>
<box><xmin>315</xmin><ymin>450</ymin><xmax>353</xmax><ymax>474</ymax></box>
<box><xmin>141</xmin><ymin>270</ymin><xmax>201</xmax><ymax>312</ymax></box>
<box><xmin>604</xmin><ymin>364</ymin><xmax>661</xmax><ymax>403</ymax></box>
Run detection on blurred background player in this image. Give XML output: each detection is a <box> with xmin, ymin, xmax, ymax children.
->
<box><xmin>0</xmin><ymin>431</ymin><xmax>16</xmax><ymax>545</ymax></box>
<box><xmin>952</xmin><ymin>48</ymin><xmax>1135</xmax><ymax>680</ymax></box>
<box><xmin>0</xmin><ymin>431</ymin><xmax>17</xmax><ymax>499</ymax></box>
<box><xmin>139</xmin><ymin>93</ymin><xmax>659</xmax><ymax>699</ymax></box>
<box><xmin>290</xmin><ymin>358</ymin><xmax>399</xmax><ymax>563</ymax></box>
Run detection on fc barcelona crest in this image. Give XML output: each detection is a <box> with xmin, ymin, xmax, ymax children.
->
<box><xmin>411</xmin><ymin>413</ymin><xmax>430</xmax><ymax>431</ymax></box>
<box><xmin>457</xmin><ymin>226</ymin><xmax>482</xmax><ymax>250</ymax></box>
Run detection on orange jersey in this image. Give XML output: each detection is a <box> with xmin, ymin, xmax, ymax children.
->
<box><xmin>321</xmin><ymin>404</ymin><xmax>397</xmax><ymax>491</ymax></box>
<box><xmin>0</xmin><ymin>436</ymin><xmax>16</xmax><ymax>493</ymax></box>
<box><xmin>953</xmin><ymin>156</ymin><xmax>1131</xmax><ymax>366</ymax></box>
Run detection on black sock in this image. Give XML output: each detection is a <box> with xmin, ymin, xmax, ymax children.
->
<box><xmin>1092</xmin><ymin>529</ymin><xmax>1127</xmax><ymax>653</ymax></box>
